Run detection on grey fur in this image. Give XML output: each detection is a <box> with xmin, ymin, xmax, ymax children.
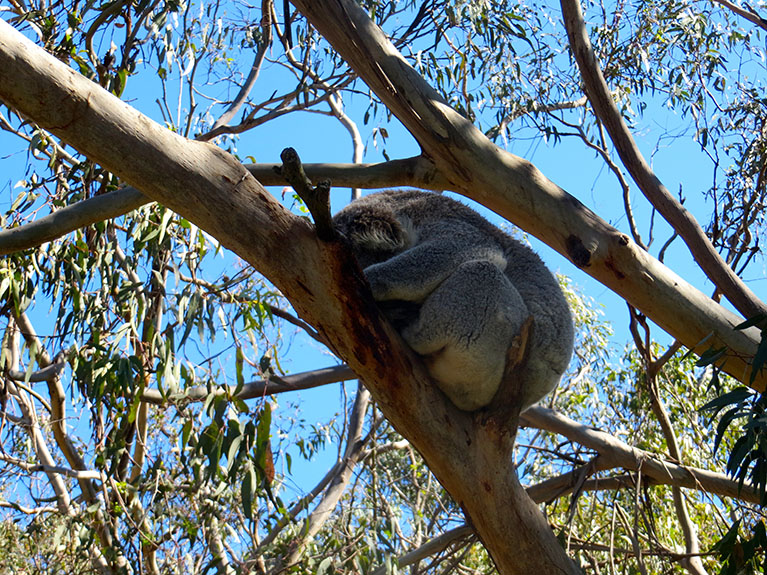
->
<box><xmin>333</xmin><ymin>190</ymin><xmax>574</xmax><ymax>412</ymax></box>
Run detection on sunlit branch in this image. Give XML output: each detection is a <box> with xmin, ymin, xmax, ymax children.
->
<box><xmin>0</xmin><ymin>500</ymin><xmax>57</xmax><ymax>514</ymax></box>
<box><xmin>496</xmin><ymin>96</ymin><xmax>588</xmax><ymax>137</ymax></box>
<box><xmin>209</xmin><ymin>0</ymin><xmax>274</xmax><ymax>131</ymax></box>
<box><xmin>711</xmin><ymin>0</ymin><xmax>767</xmax><ymax>31</ymax></box>
<box><xmin>0</xmin><ymin>186</ymin><xmax>147</xmax><ymax>255</ymax></box>
<box><xmin>282</xmin><ymin>383</ymin><xmax>370</xmax><ymax>566</ymax></box>
<box><xmin>246</xmin><ymin>384</ymin><xmax>371</xmax><ymax>569</ymax></box>
<box><xmin>327</xmin><ymin>93</ymin><xmax>364</xmax><ymax>200</ymax></box>
<box><xmin>272</xmin><ymin>6</ymin><xmax>365</xmax><ymax>201</ymax></box>
<box><xmin>6</xmin><ymin>376</ymin><xmax>51</xmax><ymax>413</ymax></box>
<box><xmin>370</xmin><ymin>525</ymin><xmax>475</xmax><ymax>575</ymax></box>
<box><xmin>13</xmin><ymin>311</ymin><xmax>99</xmax><ymax>499</ymax></box>
<box><xmin>7</xmin><ymin>361</ymin><xmax>66</xmax><ymax>383</ymax></box>
<box><xmin>4</xmin><ymin>324</ymin><xmax>76</xmax><ymax>510</ymax></box>
<box><xmin>10</xmin><ymin>311</ymin><xmax>123</xmax><ymax>569</ymax></box>
<box><xmin>0</xmin><ymin>453</ymin><xmax>102</xmax><ymax>480</ymax></box>
<box><xmin>628</xmin><ymin>312</ymin><xmax>706</xmax><ymax>575</ymax></box>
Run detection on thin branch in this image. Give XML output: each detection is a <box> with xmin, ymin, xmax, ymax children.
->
<box><xmin>560</xmin><ymin>0</ymin><xmax>767</xmax><ymax>322</ymax></box>
<box><xmin>7</xmin><ymin>361</ymin><xmax>66</xmax><ymax>383</ymax></box>
<box><xmin>11</xmin><ymin>313</ymin><xmax>122</xmax><ymax>571</ymax></box>
<box><xmin>0</xmin><ymin>187</ymin><xmax>147</xmax><ymax>255</ymax></box>
<box><xmin>13</xmin><ymin>311</ymin><xmax>99</xmax><ymax>500</ymax></box>
<box><xmin>282</xmin><ymin>382</ymin><xmax>370</xmax><ymax>566</ymax></box>
<box><xmin>497</xmin><ymin>96</ymin><xmax>588</xmax><ymax>136</ymax></box>
<box><xmin>327</xmin><ymin>92</ymin><xmax>364</xmax><ymax>200</ymax></box>
<box><xmin>0</xmin><ymin>453</ymin><xmax>102</xmax><ymax>479</ymax></box>
<box><xmin>370</xmin><ymin>525</ymin><xmax>475</xmax><ymax>575</ymax></box>
<box><xmin>628</xmin><ymin>312</ymin><xmax>706</xmax><ymax>575</ymax></box>
<box><xmin>272</xmin><ymin>7</ymin><xmax>365</xmax><ymax>201</ymax></box>
<box><xmin>0</xmin><ymin>500</ymin><xmax>58</xmax><ymax>514</ymax></box>
<box><xmin>140</xmin><ymin>364</ymin><xmax>356</xmax><ymax>405</ymax></box>
<box><xmin>209</xmin><ymin>0</ymin><xmax>273</xmax><ymax>131</ymax></box>
<box><xmin>245</xmin><ymin>382</ymin><xmax>371</xmax><ymax>569</ymax></box>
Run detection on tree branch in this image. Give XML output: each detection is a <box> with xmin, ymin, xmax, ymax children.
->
<box><xmin>139</xmin><ymin>364</ymin><xmax>356</xmax><ymax>405</ymax></box>
<box><xmin>208</xmin><ymin>0</ymin><xmax>273</xmax><ymax>131</ymax></box>
<box><xmin>560</xmin><ymin>0</ymin><xmax>767</xmax><ymax>323</ymax></box>
<box><xmin>0</xmin><ymin>16</ymin><xmax>753</xmax><ymax>574</ymax></box>
<box><xmin>0</xmin><ymin>156</ymin><xmax>446</xmax><ymax>256</ymax></box>
<box><xmin>522</xmin><ymin>406</ymin><xmax>764</xmax><ymax>504</ymax></box>
<box><xmin>370</xmin><ymin>525</ymin><xmax>475</xmax><ymax>575</ymax></box>
<box><xmin>711</xmin><ymin>0</ymin><xmax>767</xmax><ymax>31</ymax></box>
<box><xmin>282</xmin><ymin>383</ymin><xmax>370</xmax><ymax>566</ymax></box>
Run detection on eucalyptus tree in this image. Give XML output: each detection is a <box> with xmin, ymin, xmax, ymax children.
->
<box><xmin>0</xmin><ymin>0</ymin><xmax>765</xmax><ymax>573</ymax></box>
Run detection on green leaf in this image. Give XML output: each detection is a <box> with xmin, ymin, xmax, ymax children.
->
<box><xmin>317</xmin><ymin>557</ymin><xmax>334</xmax><ymax>575</ymax></box>
<box><xmin>241</xmin><ymin>462</ymin><xmax>256</xmax><ymax>520</ymax></box>
<box><xmin>700</xmin><ymin>387</ymin><xmax>752</xmax><ymax>415</ymax></box>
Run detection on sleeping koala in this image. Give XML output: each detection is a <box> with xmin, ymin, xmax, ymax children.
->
<box><xmin>333</xmin><ymin>190</ymin><xmax>574</xmax><ymax>412</ymax></box>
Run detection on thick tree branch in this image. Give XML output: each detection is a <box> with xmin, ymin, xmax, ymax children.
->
<box><xmin>0</xmin><ymin>186</ymin><xmax>147</xmax><ymax>255</ymax></box>
<box><xmin>288</xmin><ymin>0</ymin><xmax>764</xmax><ymax>394</ymax></box>
<box><xmin>560</xmin><ymin>0</ymin><xmax>767</xmax><ymax>323</ymax></box>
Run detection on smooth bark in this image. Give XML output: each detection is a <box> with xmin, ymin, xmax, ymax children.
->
<box><xmin>0</xmin><ymin>156</ymin><xmax>446</xmax><ymax>255</ymax></box>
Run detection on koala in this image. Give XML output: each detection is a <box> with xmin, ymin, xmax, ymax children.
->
<box><xmin>333</xmin><ymin>190</ymin><xmax>574</xmax><ymax>412</ymax></box>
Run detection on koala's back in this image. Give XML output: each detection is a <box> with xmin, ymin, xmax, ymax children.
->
<box><xmin>335</xmin><ymin>190</ymin><xmax>574</xmax><ymax>411</ymax></box>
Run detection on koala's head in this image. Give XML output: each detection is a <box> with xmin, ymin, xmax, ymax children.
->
<box><xmin>333</xmin><ymin>201</ymin><xmax>413</xmax><ymax>268</ymax></box>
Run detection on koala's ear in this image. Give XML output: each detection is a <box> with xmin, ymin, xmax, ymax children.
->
<box><xmin>349</xmin><ymin>212</ymin><xmax>411</xmax><ymax>253</ymax></box>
